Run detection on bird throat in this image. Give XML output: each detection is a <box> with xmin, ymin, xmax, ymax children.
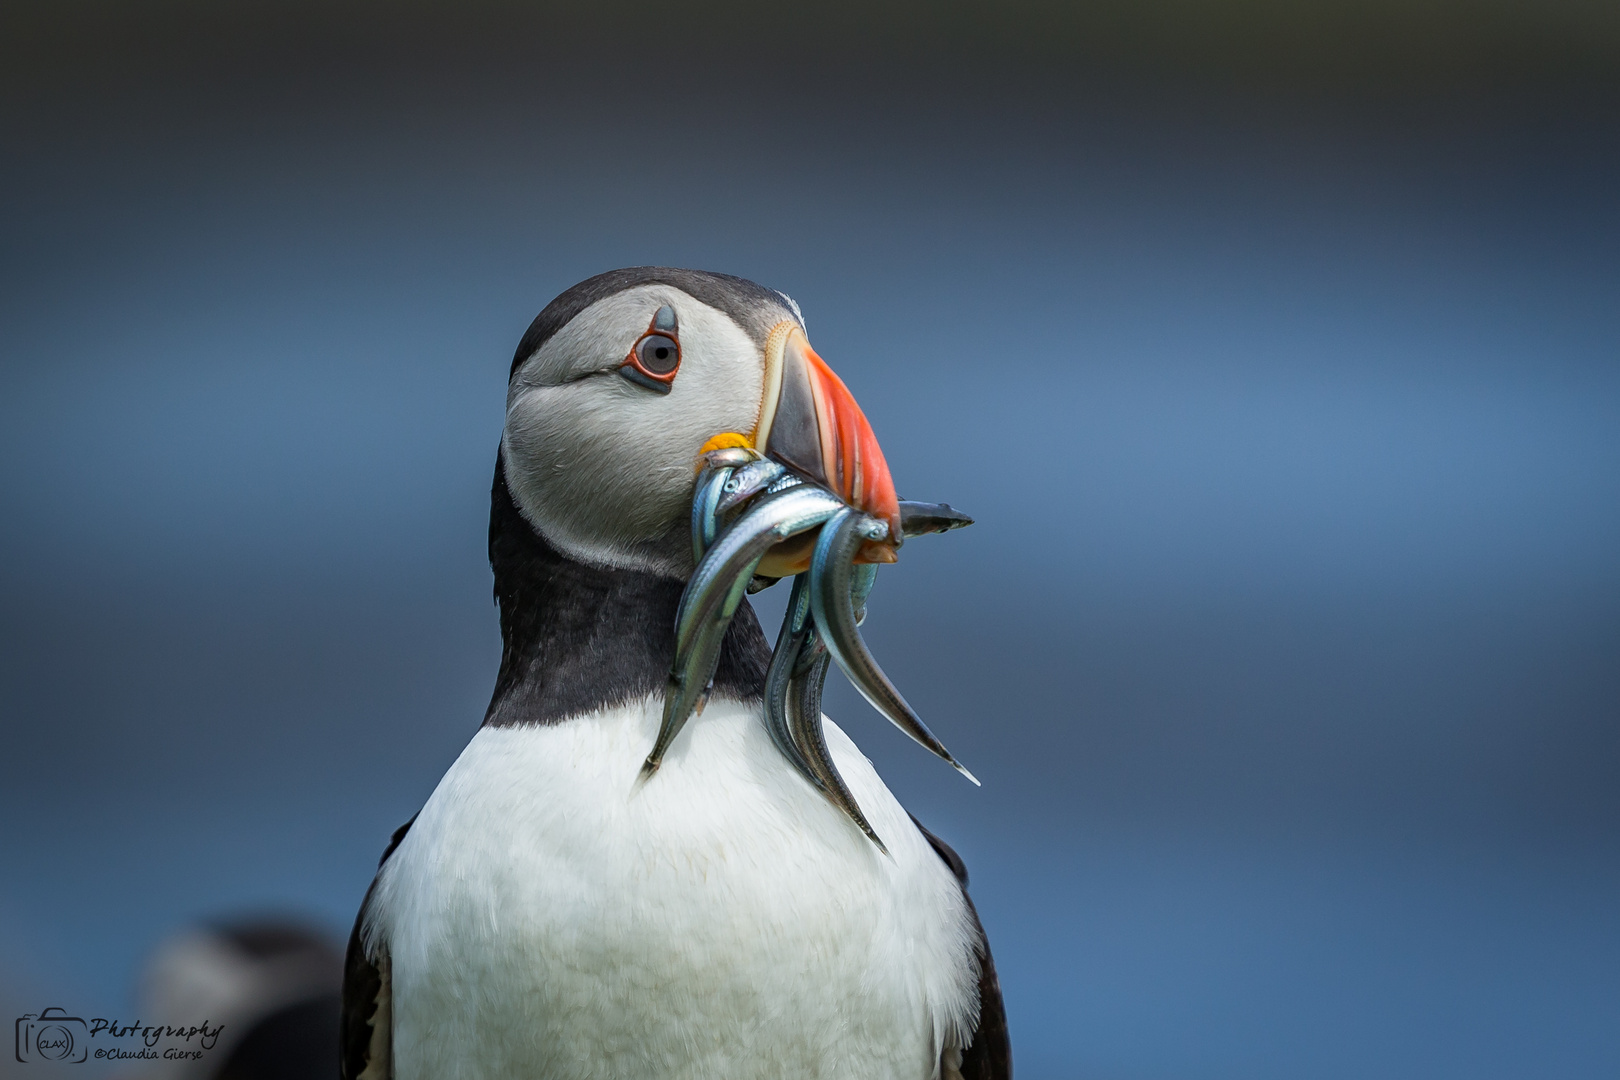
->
<box><xmin>483</xmin><ymin>458</ymin><xmax>771</xmax><ymax>728</ymax></box>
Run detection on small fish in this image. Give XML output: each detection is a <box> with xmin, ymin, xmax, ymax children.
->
<box><xmin>810</xmin><ymin>508</ymin><xmax>979</xmax><ymax>785</ymax></box>
<box><xmin>763</xmin><ymin>575</ymin><xmax>824</xmax><ymax>792</ymax></box>
<box><xmin>897</xmin><ymin>500</ymin><xmax>975</xmax><ymax>538</ymax></box>
<box><xmin>653</xmin><ymin>454</ymin><xmax>979</xmax><ymax>802</ymax></box>
<box><xmin>787</xmin><ymin>636</ymin><xmax>888</xmax><ymax>854</ymax></box>
<box><xmin>715</xmin><ymin>458</ymin><xmax>790</xmax><ymax>516</ymax></box>
<box><xmin>675</xmin><ymin>484</ymin><xmax>846</xmax><ymax>653</ymax></box>
<box><xmin>646</xmin><ymin>484</ymin><xmax>847</xmax><ymax>778</ymax></box>
<box><xmin>690</xmin><ymin>464</ymin><xmax>735</xmax><ymax>563</ymax></box>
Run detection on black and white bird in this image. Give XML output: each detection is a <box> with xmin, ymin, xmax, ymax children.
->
<box><xmin>341</xmin><ymin>267</ymin><xmax>1009</xmax><ymax>1080</ymax></box>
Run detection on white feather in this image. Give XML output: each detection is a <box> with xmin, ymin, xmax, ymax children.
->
<box><xmin>367</xmin><ymin>697</ymin><xmax>981</xmax><ymax>1080</ymax></box>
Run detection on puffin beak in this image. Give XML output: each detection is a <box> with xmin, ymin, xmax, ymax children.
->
<box><xmin>754</xmin><ymin>322</ymin><xmax>901</xmax><ymax>566</ymax></box>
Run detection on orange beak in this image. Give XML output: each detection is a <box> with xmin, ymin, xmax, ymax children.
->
<box><xmin>754</xmin><ymin>322</ymin><xmax>901</xmax><ymax>565</ymax></box>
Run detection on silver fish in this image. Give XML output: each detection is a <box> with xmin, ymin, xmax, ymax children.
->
<box><xmin>675</xmin><ymin>484</ymin><xmax>846</xmax><ymax>655</ymax></box>
<box><xmin>644</xmin><ymin>484</ymin><xmax>847</xmax><ymax>779</ymax></box>
<box><xmin>715</xmin><ymin>458</ymin><xmax>789</xmax><ymax>517</ymax></box>
<box><xmin>762</xmin><ymin>574</ymin><xmax>822</xmax><ymax>791</ymax></box>
<box><xmin>809</xmin><ymin>508</ymin><xmax>979</xmax><ymax>785</ymax></box>
<box><xmin>786</xmin><ymin>632</ymin><xmax>888</xmax><ymax>854</ymax></box>
<box><xmin>690</xmin><ymin>464</ymin><xmax>734</xmax><ymax>563</ymax></box>
<box><xmin>897</xmin><ymin>500</ymin><xmax>975</xmax><ymax>538</ymax></box>
<box><xmin>763</xmin><ymin>572</ymin><xmax>886</xmax><ymax>851</ymax></box>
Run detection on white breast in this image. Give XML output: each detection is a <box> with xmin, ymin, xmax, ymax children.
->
<box><xmin>366</xmin><ymin>696</ymin><xmax>981</xmax><ymax>1080</ymax></box>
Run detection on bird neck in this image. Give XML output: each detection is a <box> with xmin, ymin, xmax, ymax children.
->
<box><xmin>483</xmin><ymin>457</ymin><xmax>770</xmax><ymax>727</ymax></box>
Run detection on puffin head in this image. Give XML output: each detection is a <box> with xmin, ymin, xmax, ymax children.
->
<box><xmin>501</xmin><ymin>267</ymin><xmax>899</xmax><ymax>580</ymax></box>
<box><xmin>497</xmin><ymin>268</ymin><xmax>974</xmax><ymax>839</ymax></box>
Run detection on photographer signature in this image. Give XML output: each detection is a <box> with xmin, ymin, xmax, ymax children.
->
<box><xmin>15</xmin><ymin>1007</ymin><xmax>224</xmax><ymax>1064</ymax></box>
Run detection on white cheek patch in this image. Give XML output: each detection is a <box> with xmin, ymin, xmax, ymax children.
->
<box><xmin>504</xmin><ymin>288</ymin><xmax>767</xmax><ymax>575</ymax></box>
<box><xmin>512</xmin><ymin>288</ymin><xmax>665</xmax><ymax>387</ymax></box>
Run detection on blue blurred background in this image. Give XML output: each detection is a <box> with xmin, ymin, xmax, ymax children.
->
<box><xmin>2</xmin><ymin>2</ymin><xmax>1618</xmax><ymax>1076</ymax></box>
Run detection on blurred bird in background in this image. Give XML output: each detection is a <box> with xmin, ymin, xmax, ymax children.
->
<box><xmin>136</xmin><ymin>920</ymin><xmax>341</xmax><ymax>1080</ymax></box>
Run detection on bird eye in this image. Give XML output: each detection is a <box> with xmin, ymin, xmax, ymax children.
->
<box><xmin>619</xmin><ymin>306</ymin><xmax>682</xmax><ymax>394</ymax></box>
<box><xmin>636</xmin><ymin>333</ymin><xmax>680</xmax><ymax>375</ymax></box>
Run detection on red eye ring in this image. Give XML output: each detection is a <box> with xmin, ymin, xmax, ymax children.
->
<box><xmin>618</xmin><ymin>305</ymin><xmax>681</xmax><ymax>394</ymax></box>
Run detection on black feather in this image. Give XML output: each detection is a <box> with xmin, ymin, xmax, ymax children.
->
<box><xmin>340</xmin><ymin>817</ymin><xmax>413</xmax><ymax>1080</ymax></box>
<box><xmin>912</xmin><ymin>817</ymin><xmax>1013</xmax><ymax>1080</ymax></box>
<box><xmin>483</xmin><ymin>457</ymin><xmax>770</xmax><ymax>727</ymax></box>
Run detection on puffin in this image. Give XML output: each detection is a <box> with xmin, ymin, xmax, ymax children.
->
<box><xmin>340</xmin><ymin>267</ymin><xmax>1009</xmax><ymax>1080</ymax></box>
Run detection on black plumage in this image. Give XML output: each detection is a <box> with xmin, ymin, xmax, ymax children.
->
<box><xmin>484</xmin><ymin>455</ymin><xmax>771</xmax><ymax>727</ymax></box>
